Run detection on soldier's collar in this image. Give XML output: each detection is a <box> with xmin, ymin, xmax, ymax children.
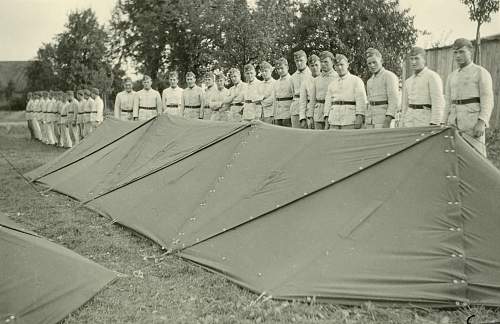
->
<box><xmin>374</xmin><ymin>67</ymin><xmax>385</xmax><ymax>76</ymax></box>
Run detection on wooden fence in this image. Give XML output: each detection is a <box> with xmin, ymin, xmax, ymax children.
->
<box><xmin>404</xmin><ymin>34</ymin><xmax>500</xmax><ymax>129</ymax></box>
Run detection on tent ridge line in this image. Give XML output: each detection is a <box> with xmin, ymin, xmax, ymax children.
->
<box><xmin>32</xmin><ymin>117</ymin><xmax>157</xmax><ymax>182</ymax></box>
<box><xmin>182</xmin><ymin>127</ymin><xmax>450</xmax><ymax>251</ymax></box>
<box><xmin>80</xmin><ymin>123</ymin><xmax>252</xmax><ymax>205</ymax></box>
<box><xmin>0</xmin><ymin>224</ymin><xmax>41</xmax><ymax>238</ymax></box>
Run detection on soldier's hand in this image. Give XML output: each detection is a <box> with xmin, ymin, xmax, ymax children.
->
<box><xmin>472</xmin><ymin>119</ymin><xmax>486</xmax><ymax>138</ymax></box>
<box><xmin>133</xmin><ymin>117</ymin><xmax>138</xmax><ymax>121</ymax></box>
<box><xmin>300</xmin><ymin>119</ymin><xmax>307</xmax><ymax>128</ymax></box>
<box><xmin>354</xmin><ymin>115</ymin><xmax>364</xmax><ymax>129</ymax></box>
<box><xmin>383</xmin><ymin>116</ymin><xmax>393</xmax><ymax>128</ymax></box>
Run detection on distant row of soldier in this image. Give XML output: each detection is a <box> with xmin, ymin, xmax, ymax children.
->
<box><xmin>25</xmin><ymin>88</ymin><xmax>104</xmax><ymax>148</ymax></box>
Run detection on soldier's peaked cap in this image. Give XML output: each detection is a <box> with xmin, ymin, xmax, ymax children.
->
<box><xmin>275</xmin><ymin>57</ymin><xmax>289</xmax><ymax>66</ymax></box>
<box><xmin>319</xmin><ymin>51</ymin><xmax>334</xmax><ymax>60</ymax></box>
<box><xmin>409</xmin><ymin>46</ymin><xmax>426</xmax><ymax>56</ymax></box>
<box><xmin>334</xmin><ymin>54</ymin><xmax>348</xmax><ymax>64</ymax></box>
<box><xmin>244</xmin><ymin>64</ymin><xmax>255</xmax><ymax>72</ymax></box>
<box><xmin>259</xmin><ymin>61</ymin><xmax>273</xmax><ymax>70</ymax></box>
<box><xmin>294</xmin><ymin>50</ymin><xmax>307</xmax><ymax>59</ymax></box>
<box><xmin>452</xmin><ymin>38</ymin><xmax>473</xmax><ymax>50</ymax></box>
<box><xmin>366</xmin><ymin>48</ymin><xmax>382</xmax><ymax>58</ymax></box>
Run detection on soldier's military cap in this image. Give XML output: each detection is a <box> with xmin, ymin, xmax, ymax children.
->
<box><xmin>366</xmin><ymin>47</ymin><xmax>382</xmax><ymax>58</ymax></box>
<box><xmin>293</xmin><ymin>50</ymin><xmax>307</xmax><ymax>59</ymax></box>
<box><xmin>168</xmin><ymin>71</ymin><xmax>178</xmax><ymax>78</ymax></box>
<box><xmin>319</xmin><ymin>51</ymin><xmax>334</xmax><ymax>61</ymax></box>
<box><xmin>452</xmin><ymin>38</ymin><xmax>473</xmax><ymax>50</ymax></box>
<box><xmin>409</xmin><ymin>46</ymin><xmax>425</xmax><ymax>57</ymax></box>
<box><xmin>228</xmin><ymin>68</ymin><xmax>241</xmax><ymax>76</ymax></box>
<box><xmin>66</xmin><ymin>90</ymin><xmax>74</xmax><ymax>95</ymax></box>
<box><xmin>77</xmin><ymin>90</ymin><xmax>84</xmax><ymax>95</ymax></box>
<box><xmin>83</xmin><ymin>89</ymin><xmax>91</xmax><ymax>95</ymax></box>
<box><xmin>185</xmin><ymin>71</ymin><xmax>196</xmax><ymax>78</ymax></box>
<box><xmin>143</xmin><ymin>75</ymin><xmax>152</xmax><ymax>82</ymax></box>
<box><xmin>91</xmin><ymin>88</ymin><xmax>100</xmax><ymax>95</ymax></box>
<box><xmin>214</xmin><ymin>72</ymin><xmax>226</xmax><ymax>80</ymax></box>
<box><xmin>244</xmin><ymin>64</ymin><xmax>255</xmax><ymax>72</ymax></box>
<box><xmin>123</xmin><ymin>77</ymin><xmax>133</xmax><ymax>83</ymax></box>
<box><xmin>259</xmin><ymin>61</ymin><xmax>273</xmax><ymax>70</ymax></box>
<box><xmin>204</xmin><ymin>71</ymin><xmax>215</xmax><ymax>80</ymax></box>
<box><xmin>308</xmin><ymin>54</ymin><xmax>320</xmax><ymax>65</ymax></box>
<box><xmin>275</xmin><ymin>57</ymin><xmax>289</xmax><ymax>67</ymax></box>
<box><xmin>334</xmin><ymin>54</ymin><xmax>348</xmax><ymax>64</ymax></box>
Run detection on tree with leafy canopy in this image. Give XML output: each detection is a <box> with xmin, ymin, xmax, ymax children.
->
<box><xmin>459</xmin><ymin>0</ymin><xmax>499</xmax><ymax>63</ymax></box>
<box><xmin>26</xmin><ymin>43</ymin><xmax>59</xmax><ymax>90</ymax></box>
<box><xmin>292</xmin><ymin>0</ymin><xmax>418</xmax><ymax>79</ymax></box>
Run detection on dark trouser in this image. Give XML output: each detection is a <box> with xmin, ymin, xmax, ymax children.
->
<box><xmin>275</xmin><ymin>118</ymin><xmax>291</xmax><ymax>127</ymax></box>
<box><xmin>314</xmin><ymin>121</ymin><xmax>325</xmax><ymax>130</ymax></box>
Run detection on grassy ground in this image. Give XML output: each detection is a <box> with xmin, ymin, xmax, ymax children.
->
<box><xmin>1</xmin><ymin>127</ymin><xmax>500</xmax><ymax>324</ymax></box>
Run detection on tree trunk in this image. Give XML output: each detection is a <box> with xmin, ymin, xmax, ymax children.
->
<box><xmin>474</xmin><ymin>22</ymin><xmax>481</xmax><ymax>64</ymax></box>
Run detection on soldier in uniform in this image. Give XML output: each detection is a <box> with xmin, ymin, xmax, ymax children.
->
<box><xmin>365</xmin><ymin>48</ymin><xmax>400</xmax><ymax>128</ymax></box>
<box><xmin>91</xmin><ymin>88</ymin><xmax>104</xmax><ymax>127</ymax></box>
<box><xmin>290</xmin><ymin>50</ymin><xmax>311</xmax><ymax>128</ymax></box>
<box><xmin>224</xmin><ymin>68</ymin><xmax>246</xmax><ymax>122</ymax></box>
<box><xmin>58</xmin><ymin>91</ymin><xmax>72</xmax><ymax>148</ymax></box>
<box><xmin>31</xmin><ymin>92</ymin><xmax>43</xmax><ymax>140</ymax></box>
<box><xmin>76</xmin><ymin>90</ymin><xmax>86</xmax><ymax>139</ymax></box>
<box><xmin>259</xmin><ymin>61</ymin><xmax>275</xmax><ymax>124</ymax></box>
<box><xmin>401</xmin><ymin>46</ymin><xmax>445</xmax><ymax>127</ymax></box>
<box><xmin>25</xmin><ymin>92</ymin><xmax>35</xmax><ymax>139</ymax></box>
<box><xmin>53</xmin><ymin>91</ymin><xmax>63</xmax><ymax>145</ymax></box>
<box><xmin>273</xmin><ymin>58</ymin><xmax>294</xmax><ymax>127</ymax></box>
<box><xmin>133</xmin><ymin>75</ymin><xmax>162</xmax><ymax>121</ymax></box>
<box><xmin>444</xmin><ymin>38</ymin><xmax>494</xmax><ymax>157</ymax></box>
<box><xmin>180</xmin><ymin>72</ymin><xmax>204</xmax><ymax>119</ymax></box>
<box><xmin>114</xmin><ymin>78</ymin><xmax>136</xmax><ymax>120</ymax></box>
<box><xmin>161</xmin><ymin>72</ymin><xmax>183</xmax><ymax>116</ymax></box>
<box><xmin>202</xmin><ymin>72</ymin><xmax>216</xmax><ymax>120</ymax></box>
<box><xmin>208</xmin><ymin>73</ymin><xmax>230</xmax><ymax>121</ymax></box>
<box><xmin>83</xmin><ymin>89</ymin><xmax>94</xmax><ymax>135</ymax></box>
<box><xmin>66</xmin><ymin>90</ymin><xmax>79</xmax><ymax>145</ymax></box>
<box><xmin>242</xmin><ymin>64</ymin><xmax>263</xmax><ymax>122</ymax></box>
<box><xmin>45</xmin><ymin>91</ymin><xmax>57</xmax><ymax>145</ymax></box>
<box><xmin>311</xmin><ymin>51</ymin><xmax>338</xmax><ymax>130</ymax></box>
<box><xmin>299</xmin><ymin>54</ymin><xmax>321</xmax><ymax>129</ymax></box>
<box><xmin>324</xmin><ymin>54</ymin><xmax>367</xmax><ymax>130</ymax></box>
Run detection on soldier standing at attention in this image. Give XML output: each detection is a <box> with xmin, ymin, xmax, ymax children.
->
<box><xmin>76</xmin><ymin>90</ymin><xmax>86</xmax><ymax>139</ymax></box>
<box><xmin>58</xmin><ymin>91</ymin><xmax>72</xmax><ymax>148</ymax></box>
<box><xmin>133</xmin><ymin>75</ymin><xmax>162</xmax><ymax>121</ymax></box>
<box><xmin>83</xmin><ymin>89</ymin><xmax>95</xmax><ymax>135</ymax></box>
<box><xmin>259</xmin><ymin>61</ymin><xmax>276</xmax><ymax>124</ymax></box>
<box><xmin>324</xmin><ymin>54</ymin><xmax>367</xmax><ymax>130</ymax></box>
<box><xmin>66</xmin><ymin>90</ymin><xmax>79</xmax><ymax>145</ymax></box>
<box><xmin>290</xmin><ymin>50</ymin><xmax>311</xmax><ymax>128</ymax></box>
<box><xmin>202</xmin><ymin>72</ymin><xmax>216</xmax><ymax>120</ymax></box>
<box><xmin>311</xmin><ymin>51</ymin><xmax>338</xmax><ymax>130</ymax></box>
<box><xmin>208</xmin><ymin>73</ymin><xmax>230</xmax><ymax>121</ymax></box>
<box><xmin>299</xmin><ymin>54</ymin><xmax>321</xmax><ymax>129</ymax></box>
<box><xmin>242</xmin><ymin>64</ymin><xmax>263</xmax><ymax>122</ymax></box>
<box><xmin>161</xmin><ymin>72</ymin><xmax>183</xmax><ymax>116</ymax></box>
<box><xmin>365</xmin><ymin>48</ymin><xmax>400</xmax><ymax>128</ymax></box>
<box><xmin>46</xmin><ymin>91</ymin><xmax>57</xmax><ymax>145</ymax></box>
<box><xmin>273</xmin><ymin>58</ymin><xmax>294</xmax><ymax>127</ymax></box>
<box><xmin>91</xmin><ymin>88</ymin><xmax>104</xmax><ymax>126</ymax></box>
<box><xmin>53</xmin><ymin>91</ymin><xmax>63</xmax><ymax>145</ymax></box>
<box><xmin>224</xmin><ymin>68</ymin><xmax>246</xmax><ymax>122</ymax></box>
<box><xmin>31</xmin><ymin>92</ymin><xmax>43</xmax><ymax>140</ymax></box>
<box><xmin>114</xmin><ymin>77</ymin><xmax>136</xmax><ymax>120</ymax></box>
<box><xmin>180</xmin><ymin>72</ymin><xmax>204</xmax><ymax>119</ymax></box>
<box><xmin>401</xmin><ymin>47</ymin><xmax>445</xmax><ymax>127</ymax></box>
<box><xmin>25</xmin><ymin>92</ymin><xmax>35</xmax><ymax>139</ymax></box>
<box><xmin>444</xmin><ymin>38</ymin><xmax>494</xmax><ymax>157</ymax></box>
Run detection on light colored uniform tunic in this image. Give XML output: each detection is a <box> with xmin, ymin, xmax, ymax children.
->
<box><xmin>180</xmin><ymin>85</ymin><xmax>204</xmax><ymax>119</ymax></box>
<box><xmin>311</xmin><ymin>69</ymin><xmax>338</xmax><ymax>125</ymax></box>
<box><xmin>94</xmin><ymin>96</ymin><xmax>104</xmax><ymax>124</ymax></box>
<box><xmin>85</xmin><ymin>97</ymin><xmax>95</xmax><ymax>135</ymax></box>
<box><xmin>444</xmin><ymin>62</ymin><xmax>494</xmax><ymax>156</ymax></box>
<box><xmin>298</xmin><ymin>75</ymin><xmax>315</xmax><ymax>122</ymax></box>
<box><xmin>226</xmin><ymin>82</ymin><xmax>247</xmax><ymax>122</ymax></box>
<box><xmin>290</xmin><ymin>67</ymin><xmax>311</xmax><ymax>127</ymax></box>
<box><xmin>324</xmin><ymin>72</ymin><xmax>367</xmax><ymax>127</ymax></box>
<box><xmin>402</xmin><ymin>67</ymin><xmax>445</xmax><ymax>127</ymax></box>
<box><xmin>162</xmin><ymin>87</ymin><xmax>183</xmax><ymax>116</ymax></box>
<box><xmin>114</xmin><ymin>90</ymin><xmax>136</xmax><ymax>120</ymax></box>
<box><xmin>260</xmin><ymin>78</ymin><xmax>275</xmax><ymax>122</ymax></box>
<box><xmin>202</xmin><ymin>86</ymin><xmax>216</xmax><ymax>120</ymax></box>
<box><xmin>133</xmin><ymin>89</ymin><xmax>162</xmax><ymax>121</ymax></box>
<box><xmin>274</xmin><ymin>74</ymin><xmax>294</xmax><ymax>120</ymax></box>
<box><xmin>366</xmin><ymin>67</ymin><xmax>400</xmax><ymax>128</ymax></box>
<box><xmin>208</xmin><ymin>87</ymin><xmax>230</xmax><ymax>121</ymax></box>
<box><xmin>242</xmin><ymin>79</ymin><xmax>263</xmax><ymax>121</ymax></box>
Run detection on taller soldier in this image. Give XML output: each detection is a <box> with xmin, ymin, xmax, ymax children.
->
<box><xmin>162</xmin><ymin>71</ymin><xmax>183</xmax><ymax>116</ymax></box>
<box><xmin>114</xmin><ymin>77</ymin><xmax>136</xmax><ymax>120</ymax></box>
<box><xmin>444</xmin><ymin>38</ymin><xmax>494</xmax><ymax>157</ymax></box>
<box><xmin>133</xmin><ymin>75</ymin><xmax>162</xmax><ymax>121</ymax></box>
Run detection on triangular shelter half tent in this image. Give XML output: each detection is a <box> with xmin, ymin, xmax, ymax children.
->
<box><xmin>27</xmin><ymin>115</ymin><xmax>500</xmax><ymax>307</ymax></box>
<box><xmin>0</xmin><ymin>214</ymin><xmax>117</xmax><ymax>324</ymax></box>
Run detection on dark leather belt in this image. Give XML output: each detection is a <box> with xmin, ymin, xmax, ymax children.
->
<box><xmin>139</xmin><ymin>106</ymin><xmax>157</xmax><ymax>110</ymax></box>
<box><xmin>184</xmin><ymin>105</ymin><xmax>201</xmax><ymax>109</ymax></box>
<box><xmin>452</xmin><ymin>97</ymin><xmax>480</xmax><ymax>105</ymax></box>
<box><xmin>316</xmin><ymin>99</ymin><xmax>325</xmax><ymax>104</ymax></box>
<box><xmin>332</xmin><ymin>101</ymin><xmax>356</xmax><ymax>105</ymax></box>
<box><xmin>293</xmin><ymin>94</ymin><xmax>300</xmax><ymax>98</ymax></box>
<box><xmin>121</xmin><ymin>109</ymin><xmax>133</xmax><ymax>112</ymax></box>
<box><xmin>276</xmin><ymin>97</ymin><xmax>293</xmax><ymax>101</ymax></box>
<box><xmin>232</xmin><ymin>102</ymin><xmax>244</xmax><ymax>106</ymax></box>
<box><xmin>78</xmin><ymin>112</ymin><xmax>85</xmax><ymax>115</ymax></box>
<box><xmin>369</xmin><ymin>100</ymin><xmax>388</xmax><ymax>106</ymax></box>
<box><xmin>409</xmin><ymin>104</ymin><xmax>431</xmax><ymax>109</ymax></box>
<box><xmin>60</xmin><ymin>114</ymin><xmax>67</xmax><ymax>117</ymax></box>
<box><xmin>166</xmin><ymin>104</ymin><xmax>179</xmax><ymax>108</ymax></box>
<box><xmin>244</xmin><ymin>100</ymin><xmax>253</xmax><ymax>103</ymax></box>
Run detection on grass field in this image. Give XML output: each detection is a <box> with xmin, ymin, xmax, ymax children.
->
<box><xmin>1</xmin><ymin>126</ymin><xmax>500</xmax><ymax>324</ymax></box>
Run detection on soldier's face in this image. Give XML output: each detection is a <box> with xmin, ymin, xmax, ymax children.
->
<box><xmin>320</xmin><ymin>58</ymin><xmax>333</xmax><ymax>72</ymax></box>
<box><xmin>410</xmin><ymin>55</ymin><xmax>425</xmax><ymax>71</ymax></box>
<box><xmin>309</xmin><ymin>61</ymin><xmax>321</xmax><ymax>77</ymax></box>
<box><xmin>77</xmin><ymin>93</ymin><xmax>83</xmax><ymax>100</ymax></box>
<box><xmin>276</xmin><ymin>64</ymin><xmax>288</xmax><ymax>77</ymax></box>
<box><xmin>453</xmin><ymin>46</ymin><xmax>472</xmax><ymax>66</ymax></box>
<box><xmin>294</xmin><ymin>56</ymin><xmax>307</xmax><ymax>71</ymax></box>
<box><xmin>261</xmin><ymin>68</ymin><xmax>272</xmax><ymax>80</ymax></box>
<box><xmin>244</xmin><ymin>70</ymin><xmax>255</xmax><ymax>82</ymax></box>
<box><xmin>143</xmin><ymin>79</ymin><xmax>152</xmax><ymax>90</ymax></box>
<box><xmin>205</xmin><ymin>77</ymin><xmax>214</xmax><ymax>87</ymax></box>
<box><xmin>186</xmin><ymin>76</ymin><xmax>196</xmax><ymax>87</ymax></box>
<box><xmin>169</xmin><ymin>77</ymin><xmax>178</xmax><ymax>87</ymax></box>
<box><xmin>216</xmin><ymin>78</ymin><xmax>225</xmax><ymax>89</ymax></box>
<box><xmin>230</xmin><ymin>73</ymin><xmax>240</xmax><ymax>84</ymax></box>
<box><xmin>334</xmin><ymin>60</ymin><xmax>349</xmax><ymax>76</ymax></box>
<box><xmin>124</xmin><ymin>81</ymin><xmax>133</xmax><ymax>92</ymax></box>
<box><xmin>367</xmin><ymin>56</ymin><xmax>382</xmax><ymax>74</ymax></box>
<box><xmin>84</xmin><ymin>93</ymin><xmax>90</xmax><ymax>99</ymax></box>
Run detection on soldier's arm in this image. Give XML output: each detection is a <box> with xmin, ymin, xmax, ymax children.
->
<box><xmin>478</xmin><ymin>68</ymin><xmax>494</xmax><ymax>127</ymax></box>
<box><xmin>323</xmin><ymin>85</ymin><xmax>333</xmax><ymax>121</ymax></box>
<box><xmin>355</xmin><ymin>78</ymin><xmax>367</xmax><ymax>116</ymax></box>
<box><xmin>199</xmin><ymin>90</ymin><xmax>205</xmax><ymax>119</ymax></box>
<box><xmin>298</xmin><ymin>82</ymin><xmax>308</xmax><ymax>121</ymax></box>
<box><xmin>443</xmin><ymin>74</ymin><xmax>452</xmax><ymax>125</ymax></box>
<box><xmin>385</xmin><ymin>73</ymin><xmax>399</xmax><ymax>118</ymax></box>
<box><xmin>180</xmin><ymin>93</ymin><xmax>185</xmax><ymax>116</ymax></box>
<box><xmin>156</xmin><ymin>92</ymin><xmax>163</xmax><ymax>114</ymax></box>
<box><xmin>161</xmin><ymin>90</ymin><xmax>167</xmax><ymax>113</ymax></box>
<box><xmin>132</xmin><ymin>93</ymin><xmax>139</xmax><ymax>119</ymax></box>
<box><xmin>428</xmin><ymin>73</ymin><xmax>445</xmax><ymax>125</ymax></box>
<box><xmin>114</xmin><ymin>93</ymin><xmax>121</xmax><ymax>119</ymax></box>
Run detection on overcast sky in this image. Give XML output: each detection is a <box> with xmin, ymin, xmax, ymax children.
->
<box><xmin>0</xmin><ymin>0</ymin><xmax>498</xmax><ymax>61</ymax></box>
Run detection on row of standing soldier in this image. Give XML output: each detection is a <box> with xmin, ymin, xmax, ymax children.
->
<box><xmin>25</xmin><ymin>88</ymin><xmax>104</xmax><ymax>148</ymax></box>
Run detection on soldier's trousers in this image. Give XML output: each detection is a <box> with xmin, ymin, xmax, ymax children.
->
<box><xmin>262</xmin><ymin>117</ymin><xmax>274</xmax><ymax>124</ymax></box>
<box><xmin>31</xmin><ymin>119</ymin><xmax>42</xmax><ymax>140</ymax></box>
<box><xmin>314</xmin><ymin>121</ymin><xmax>325</xmax><ymax>130</ymax></box>
<box><xmin>291</xmin><ymin>115</ymin><xmax>301</xmax><ymax>128</ymax></box>
<box><xmin>275</xmin><ymin>118</ymin><xmax>291</xmax><ymax>127</ymax></box>
<box><xmin>59</xmin><ymin>125</ymin><xmax>72</xmax><ymax>148</ymax></box>
<box><xmin>329</xmin><ymin>124</ymin><xmax>356</xmax><ymax>130</ymax></box>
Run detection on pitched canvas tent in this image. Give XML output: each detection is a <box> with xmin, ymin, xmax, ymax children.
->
<box><xmin>0</xmin><ymin>214</ymin><xmax>117</xmax><ymax>324</ymax></box>
<box><xmin>27</xmin><ymin>115</ymin><xmax>500</xmax><ymax>307</ymax></box>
